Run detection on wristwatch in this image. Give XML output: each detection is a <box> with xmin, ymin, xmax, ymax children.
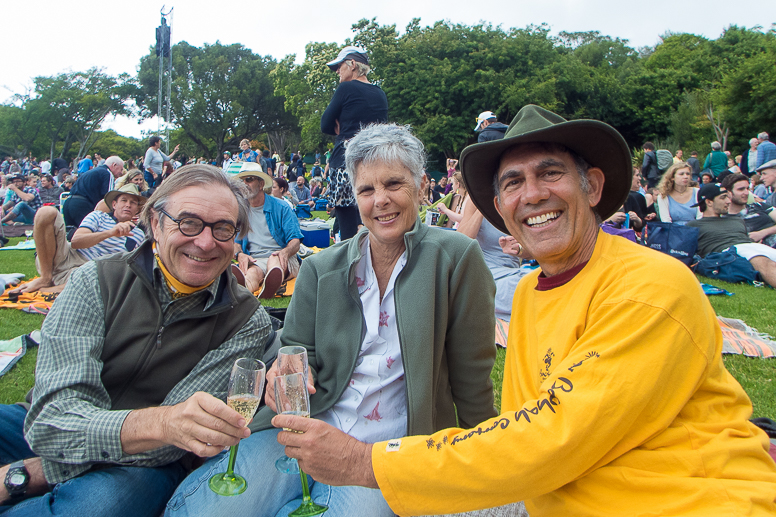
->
<box><xmin>4</xmin><ymin>461</ymin><xmax>29</xmax><ymax>499</ymax></box>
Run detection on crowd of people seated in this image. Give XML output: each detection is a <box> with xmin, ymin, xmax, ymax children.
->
<box><xmin>1</xmin><ymin>138</ymin><xmax>329</xmax><ymax>234</ymax></box>
<box><xmin>598</xmin><ymin>149</ymin><xmax>776</xmax><ymax>288</ymax></box>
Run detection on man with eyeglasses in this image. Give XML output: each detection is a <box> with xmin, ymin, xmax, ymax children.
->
<box><xmin>0</xmin><ymin>164</ymin><xmax>272</xmax><ymax>517</ymax></box>
<box><xmin>233</xmin><ymin>163</ymin><xmax>303</xmax><ymax>298</ymax></box>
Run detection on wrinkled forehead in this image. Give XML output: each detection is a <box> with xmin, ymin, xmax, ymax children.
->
<box><xmin>497</xmin><ymin>142</ymin><xmax>576</xmax><ymax>178</ymax></box>
<box><xmin>167</xmin><ymin>185</ymin><xmax>239</xmax><ymax>220</ymax></box>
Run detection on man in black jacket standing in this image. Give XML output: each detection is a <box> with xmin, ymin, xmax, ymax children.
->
<box><xmin>642</xmin><ymin>142</ymin><xmax>660</xmax><ymax>188</ymax></box>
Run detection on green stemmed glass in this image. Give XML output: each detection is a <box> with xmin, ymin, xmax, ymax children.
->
<box><xmin>275</xmin><ymin>372</ymin><xmax>328</xmax><ymax>516</ymax></box>
<box><xmin>209</xmin><ymin>358</ymin><xmax>266</xmax><ymax>496</ymax></box>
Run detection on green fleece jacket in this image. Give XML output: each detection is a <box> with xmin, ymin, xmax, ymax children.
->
<box><xmin>251</xmin><ymin>218</ymin><xmax>498</xmax><ymax>435</ymax></box>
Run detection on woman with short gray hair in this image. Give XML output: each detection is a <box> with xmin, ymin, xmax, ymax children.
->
<box><xmin>344</xmin><ymin>123</ymin><xmax>426</xmax><ymax>189</ymax></box>
<box><xmin>164</xmin><ymin>123</ymin><xmax>498</xmax><ymax>517</ymax></box>
<box><xmin>321</xmin><ymin>45</ymin><xmax>389</xmax><ymax>240</ymax></box>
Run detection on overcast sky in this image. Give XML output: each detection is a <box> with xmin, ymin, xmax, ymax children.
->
<box><xmin>1</xmin><ymin>0</ymin><xmax>773</xmax><ymax>138</ymax></box>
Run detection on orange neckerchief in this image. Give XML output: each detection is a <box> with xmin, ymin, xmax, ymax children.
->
<box><xmin>153</xmin><ymin>243</ymin><xmax>214</xmax><ymax>299</ymax></box>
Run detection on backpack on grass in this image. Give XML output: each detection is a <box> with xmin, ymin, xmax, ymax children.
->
<box><xmin>692</xmin><ymin>249</ymin><xmax>758</xmax><ymax>284</ymax></box>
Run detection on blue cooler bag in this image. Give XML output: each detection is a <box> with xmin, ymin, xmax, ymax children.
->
<box><xmin>295</xmin><ymin>204</ymin><xmax>312</xmax><ymax>219</ymax></box>
<box><xmin>643</xmin><ymin>222</ymin><xmax>699</xmax><ymax>266</ymax></box>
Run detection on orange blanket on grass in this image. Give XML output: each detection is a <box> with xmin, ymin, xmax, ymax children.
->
<box><xmin>0</xmin><ymin>281</ymin><xmax>58</xmax><ymax>314</ymax></box>
<box><xmin>252</xmin><ymin>277</ymin><xmax>296</xmax><ymax>298</ymax></box>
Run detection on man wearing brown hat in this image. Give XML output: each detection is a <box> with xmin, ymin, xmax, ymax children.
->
<box><xmin>11</xmin><ymin>184</ymin><xmax>146</xmax><ymax>294</ymax></box>
<box><xmin>272</xmin><ymin>105</ymin><xmax>776</xmax><ymax>515</ymax></box>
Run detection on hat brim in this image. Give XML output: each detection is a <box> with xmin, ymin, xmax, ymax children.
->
<box><xmin>235</xmin><ymin>169</ymin><xmax>274</xmax><ymax>187</ymax></box>
<box><xmin>460</xmin><ymin>119</ymin><xmax>632</xmax><ymax>235</ymax></box>
<box><xmin>104</xmin><ymin>190</ymin><xmax>147</xmax><ymax>208</ymax></box>
<box><xmin>326</xmin><ymin>59</ymin><xmax>344</xmax><ymax>71</ymax></box>
<box><xmin>756</xmin><ymin>159</ymin><xmax>776</xmax><ymax>172</ymax></box>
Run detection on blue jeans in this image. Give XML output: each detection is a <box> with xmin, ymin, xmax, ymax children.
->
<box><xmin>165</xmin><ymin>428</ymin><xmax>394</xmax><ymax>517</ymax></box>
<box><xmin>0</xmin><ymin>404</ymin><xmax>187</xmax><ymax>517</ymax></box>
<box><xmin>0</xmin><ymin>404</ymin><xmax>34</xmax><ymax>465</ymax></box>
<box><xmin>9</xmin><ymin>203</ymin><xmax>35</xmax><ymax>225</ymax></box>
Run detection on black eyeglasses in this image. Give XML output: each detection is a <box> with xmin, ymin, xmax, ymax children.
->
<box><xmin>158</xmin><ymin>208</ymin><xmax>238</xmax><ymax>242</ymax></box>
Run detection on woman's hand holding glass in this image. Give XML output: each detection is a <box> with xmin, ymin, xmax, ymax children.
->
<box><xmin>264</xmin><ymin>349</ymin><xmax>316</xmax><ymax>414</ymax></box>
<box><xmin>267</xmin><ymin>346</ymin><xmax>316</xmax><ymax>474</ymax></box>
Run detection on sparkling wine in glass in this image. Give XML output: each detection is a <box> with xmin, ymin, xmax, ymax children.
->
<box><xmin>275</xmin><ymin>373</ymin><xmax>327</xmax><ymax>516</ymax></box>
<box><xmin>275</xmin><ymin>346</ymin><xmax>309</xmax><ymax>474</ymax></box>
<box><xmin>24</xmin><ymin>230</ymin><xmax>33</xmax><ymax>241</ymax></box>
<box><xmin>209</xmin><ymin>357</ymin><xmax>265</xmax><ymax>496</ymax></box>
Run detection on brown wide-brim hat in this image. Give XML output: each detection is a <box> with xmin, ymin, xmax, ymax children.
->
<box><xmin>460</xmin><ymin>104</ymin><xmax>632</xmax><ymax>234</ymax></box>
<box><xmin>104</xmin><ymin>183</ymin><xmax>147</xmax><ymax>208</ymax></box>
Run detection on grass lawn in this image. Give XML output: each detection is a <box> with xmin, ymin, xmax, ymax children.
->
<box><xmin>1</xmin><ymin>233</ymin><xmax>774</xmax><ymax>419</ymax></box>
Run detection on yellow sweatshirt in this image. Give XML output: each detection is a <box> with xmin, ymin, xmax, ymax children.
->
<box><xmin>372</xmin><ymin>231</ymin><xmax>776</xmax><ymax>516</ymax></box>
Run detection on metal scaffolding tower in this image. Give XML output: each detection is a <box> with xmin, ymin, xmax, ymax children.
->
<box><xmin>156</xmin><ymin>7</ymin><xmax>173</xmax><ymax>152</ymax></box>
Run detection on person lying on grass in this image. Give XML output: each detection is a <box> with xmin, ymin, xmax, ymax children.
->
<box><xmin>10</xmin><ymin>184</ymin><xmax>146</xmax><ymax>295</ymax></box>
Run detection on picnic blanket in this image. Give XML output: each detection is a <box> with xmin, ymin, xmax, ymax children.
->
<box><xmin>251</xmin><ymin>277</ymin><xmax>297</xmax><ymax>299</ymax></box>
<box><xmin>719</xmin><ymin>317</ymin><xmax>776</xmax><ymax>358</ymax></box>
<box><xmin>0</xmin><ymin>333</ymin><xmax>39</xmax><ymax>377</ymax></box>
<box><xmin>0</xmin><ymin>239</ymin><xmax>35</xmax><ymax>251</ymax></box>
<box><xmin>274</xmin><ymin>277</ymin><xmax>296</xmax><ymax>298</ymax></box>
<box><xmin>0</xmin><ymin>282</ymin><xmax>58</xmax><ymax>314</ymax></box>
<box><xmin>419</xmin><ymin>501</ymin><xmax>527</xmax><ymax>517</ymax></box>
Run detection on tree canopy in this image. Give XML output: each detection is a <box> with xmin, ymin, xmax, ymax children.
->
<box><xmin>0</xmin><ymin>69</ymin><xmax>133</xmax><ymax>161</ymax></box>
<box><xmin>1</xmin><ymin>21</ymin><xmax>775</xmax><ymax>169</ymax></box>
<box><xmin>136</xmin><ymin>41</ymin><xmax>298</xmax><ymax>161</ymax></box>
<box><xmin>276</xmin><ymin>19</ymin><xmax>775</xmax><ymax>168</ymax></box>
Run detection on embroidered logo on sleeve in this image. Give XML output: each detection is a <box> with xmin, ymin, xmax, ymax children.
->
<box><xmin>386</xmin><ymin>439</ymin><xmax>401</xmax><ymax>452</ymax></box>
<box><xmin>540</xmin><ymin>348</ymin><xmax>554</xmax><ymax>380</ymax></box>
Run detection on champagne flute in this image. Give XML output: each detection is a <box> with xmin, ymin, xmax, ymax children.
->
<box><xmin>24</xmin><ymin>229</ymin><xmax>32</xmax><ymax>241</ymax></box>
<box><xmin>275</xmin><ymin>346</ymin><xmax>308</xmax><ymax>474</ymax></box>
<box><xmin>209</xmin><ymin>357</ymin><xmax>266</xmax><ymax>496</ymax></box>
<box><xmin>275</xmin><ymin>373</ymin><xmax>328</xmax><ymax>517</ymax></box>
